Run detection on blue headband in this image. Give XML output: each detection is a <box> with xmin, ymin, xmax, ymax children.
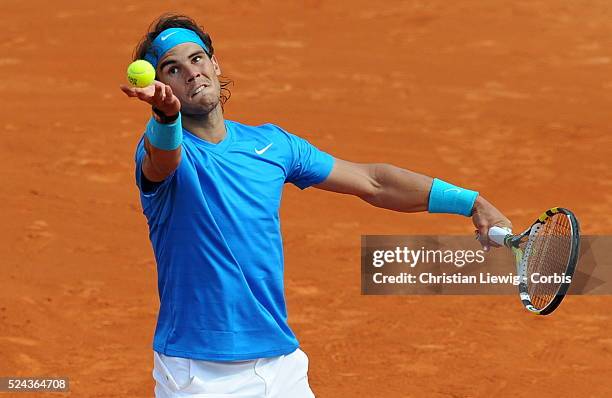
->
<box><xmin>144</xmin><ymin>28</ymin><xmax>210</xmax><ymax>68</ymax></box>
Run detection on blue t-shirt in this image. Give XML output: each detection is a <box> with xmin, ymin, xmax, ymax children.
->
<box><xmin>134</xmin><ymin>119</ymin><xmax>334</xmax><ymax>361</ymax></box>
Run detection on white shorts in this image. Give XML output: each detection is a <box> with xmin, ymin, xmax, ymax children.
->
<box><xmin>153</xmin><ymin>348</ymin><xmax>315</xmax><ymax>398</ymax></box>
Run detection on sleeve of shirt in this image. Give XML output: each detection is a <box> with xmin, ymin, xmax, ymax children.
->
<box><xmin>278</xmin><ymin>127</ymin><xmax>335</xmax><ymax>190</ymax></box>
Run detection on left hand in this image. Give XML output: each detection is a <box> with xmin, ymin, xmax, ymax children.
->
<box><xmin>471</xmin><ymin>196</ymin><xmax>512</xmax><ymax>251</ymax></box>
<box><xmin>119</xmin><ymin>81</ymin><xmax>181</xmax><ymax>117</ymax></box>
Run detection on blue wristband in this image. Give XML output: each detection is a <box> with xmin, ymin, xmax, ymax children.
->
<box><xmin>145</xmin><ymin>115</ymin><xmax>183</xmax><ymax>150</ymax></box>
<box><xmin>428</xmin><ymin>178</ymin><xmax>479</xmax><ymax>217</ymax></box>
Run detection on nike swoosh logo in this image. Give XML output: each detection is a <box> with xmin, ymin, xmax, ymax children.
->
<box><xmin>160</xmin><ymin>31</ymin><xmax>178</xmax><ymax>41</ymax></box>
<box><xmin>255</xmin><ymin>143</ymin><xmax>273</xmax><ymax>155</ymax></box>
<box><xmin>444</xmin><ymin>188</ymin><xmax>461</xmax><ymax>194</ymax></box>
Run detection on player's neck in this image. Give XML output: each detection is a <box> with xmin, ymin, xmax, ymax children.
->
<box><xmin>181</xmin><ymin>103</ymin><xmax>226</xmax><ymax>144</ymax></box>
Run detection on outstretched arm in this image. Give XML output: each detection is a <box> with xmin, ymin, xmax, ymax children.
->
<box><xmin>120</xmin><ymin>81</ymin><xmax>182</xmax><ymax>182</ymax></box>
<box><xmin>315</xmin><ymin>159</ymin><xmax>431</xmax><ymax>212</ymax></box>
<box><xmin>314</xmin><ymin>159</ymin><xmax>511</xmax><ymax>249</ymax></box>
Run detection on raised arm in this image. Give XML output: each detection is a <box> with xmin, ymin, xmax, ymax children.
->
<box><xmin>315</xmin><ymin>159</ymin><xmax>511</xmax><ymax>249</ymax></box>
<box><xmin>120</xmin><ymin>81</ymin><xmax>182</xmax><ymax>182</ymax></box>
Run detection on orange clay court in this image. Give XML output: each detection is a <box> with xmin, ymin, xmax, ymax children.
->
<box><xmin>1</xmin><ymin>1</ymin><xmax>611</xmax><ymax>397</ymax></box>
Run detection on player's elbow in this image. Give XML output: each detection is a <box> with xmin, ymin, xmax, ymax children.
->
<box><xmin>358</xmin><ymin>163</ymin><xmax>386</xmax><ymax>203</ymax></box>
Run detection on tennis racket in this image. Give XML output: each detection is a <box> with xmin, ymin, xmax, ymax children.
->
<box><xmin>488</xmin><ymin>207</ymin><xmax>580</xmax><ymax>315</ymax></box>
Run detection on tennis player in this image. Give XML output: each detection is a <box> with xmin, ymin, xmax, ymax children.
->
<box><xmin>120</xmin><ymin>14</ymin><xmax>511</xmax><ymax>398</ymax></box>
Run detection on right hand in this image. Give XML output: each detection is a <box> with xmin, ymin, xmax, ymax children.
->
<box><xmin>119</xmin><ymin>80</ymin><xmax>181</xmax><ymax>117</ymax></box>
<box><xmin>471</xmin><ymin>196</ymin><xmax>513</xmax><ymax>251</ymax></box>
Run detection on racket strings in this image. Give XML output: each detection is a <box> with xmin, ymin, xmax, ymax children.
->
<box><xmin>525</xmin><ymin>214</ymin><xmax>572</xmax><ymax>310</ymax></box>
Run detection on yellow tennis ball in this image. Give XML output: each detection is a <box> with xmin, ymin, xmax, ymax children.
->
<box><xmin>127</xmin><ymin>60</ymin><xmax>156</xmax><ymax>88</ymax></box>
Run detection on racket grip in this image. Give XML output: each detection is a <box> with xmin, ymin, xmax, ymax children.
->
<box><xmin>488</xmin><ymin>226</ymin><xmax>512</xmax><ymax>246</ymax></box>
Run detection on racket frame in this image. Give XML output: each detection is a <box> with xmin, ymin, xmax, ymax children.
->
<box><xmin>495</xmin><ymin>207</ymin><xmax>580</xmax><ymax>315</ymax></box>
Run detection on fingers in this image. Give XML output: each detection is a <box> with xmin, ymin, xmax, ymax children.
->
<box><xmin>476</xmin><ymin>225</ymin><xmax>491</xmax><ymax>252</ymax></box>
<box><xmin>119</xmin><ymin>82</ymin><xmax>158</xmax><ymax>102</ymax></box>
<box><xmin>158</xmin><ymin>85</ymin><xmax>181</xmax><ymax>115</ymax></box>
<box><xmin>136</xmin><ymin>89</ymin><xmax>151</xmax><ymax>103</ymax></box>
<box><xmin>136</xmin><ymin>82</ymin><xmax>159</xmax><ymax>103</ymax></box>
<box><xmin>498</xmin><ymin>220</ymin><xmax>513</xmax><ymax>231</ymax></box>
<box><xmin>164</xmin><ymin>85</ymin><xmax>173</xmax><ymax>104</ymax></box>
<box><xmin>474</xmin><ymin>223</ymin><xmax>503</xmax><ymax>251</ymax></box>
<box><xmin>484</xmin><ymin>221</ymin><xmax>512</xmax><ymax>249</ymax></box>
<box><xmin>472</xmin><ymin>207</ymin><xmax>493</xmax><ymax>251</ymax></box>
<box><xmin>471</xmin><ymin>196</ymin><xmax>511</xmax><ymax>250</ymax></box>
<box><xmin>120</xmin><ymin>81</ymin><xmax>180</xmax><ymax>115</ymax></box>
<box><xmin>152</xmin><ymin>82</ymin><xmax>178</xmax><ymax>109</ymax></box>
<box><xmin>119</xmin><ymin>84</ymin><xmax>138</xmax><ymax>97</ymax></box>
<box><xmin>151</xmin><ymin>83</ymin><xmax>162</xmax><ymax>104</ymax></box>
<box><xmin>162</xmin><ymin>85</ymin><xmax>178</xmax><ymax>109</ymax></box>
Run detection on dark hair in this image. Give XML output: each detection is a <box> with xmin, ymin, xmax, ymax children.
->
<box><xmin>133</xmin><ymin>13</ymin><xmax>232</xmax><ymax>106</ymax></box>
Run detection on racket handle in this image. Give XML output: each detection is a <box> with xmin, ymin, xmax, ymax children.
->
<box><xmin>488</xmin><ymin>226</ymin><xmax>513</xmax><ymax>246</ymax></box>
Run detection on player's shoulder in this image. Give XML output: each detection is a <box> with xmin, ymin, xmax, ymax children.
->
<box><xmin>227</xmin><ymin>119</ymin><xmax>284</xmax><ymax>134</ymax></box>
<box><xmin>226</xmin><ymin>120</ymin><xmax>301</xmax><ymax>141</ymax></box>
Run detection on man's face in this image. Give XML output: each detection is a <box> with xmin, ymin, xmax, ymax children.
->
<box><xmin>156</xmin><ymin>42</ymin><xmax>222</xmax><ymax>115</ymax></box>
